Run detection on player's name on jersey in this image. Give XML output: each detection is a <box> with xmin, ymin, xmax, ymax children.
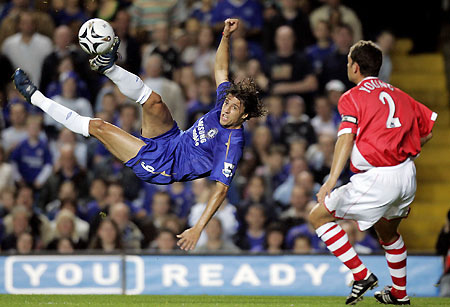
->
<box><xmin>359</xmin><ymin>78</ymin><xmax>394</xmax><ymax>93</ymax></box>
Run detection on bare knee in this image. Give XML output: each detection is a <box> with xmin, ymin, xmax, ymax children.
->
<box><xmin>309</xmin><ymin>203</ymin><xmax>335</xmax><ymax>229</ymax></box>
<box><xmin>89</xmin><ymin>118</ymin><xmax>108</xmax><ymax>136</ymax></box>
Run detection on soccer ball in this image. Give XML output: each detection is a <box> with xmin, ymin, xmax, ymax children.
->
<box><xmin>78</xmin><ymin>18</ymin><xmax>115</xmax><ymax>55</ymax></box>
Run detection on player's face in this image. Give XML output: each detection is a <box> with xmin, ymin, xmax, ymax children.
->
<box><xmin>220</xmin><ymin>95</ymin><xmax>247</xmax><ymax>128</ymax></box>
<box><xmin>347</xmin><ymin>54</ymin><xmax>357</xmax><ymax>83</ymax></box>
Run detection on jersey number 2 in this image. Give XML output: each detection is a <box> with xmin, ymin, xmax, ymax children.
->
<box><xmin>379</xmin><ymin>91</ymin><xmax>402</xmax><ymax>128</ymax></box>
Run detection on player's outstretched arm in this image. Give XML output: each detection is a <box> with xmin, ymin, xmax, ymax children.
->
<box><xmin>214</xmin><ymin>18</ymin><xmax>239</xmax><ymax>87</ymax></box>
<box><xmin>317</xmin><ymin>133</ymin><xmax>355</xmax><ymax>204</ymax></box>
<box><xmin>176</xmin><ymin>181</ymin><xmax>229</xmax><ymax>251</ymax></box>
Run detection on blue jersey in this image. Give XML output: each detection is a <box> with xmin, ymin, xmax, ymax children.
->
<box><xmin>10</xmin><ymin>138</ymin><xmax>52</xmax><ymax>184</ymax></box>
<box><xmin>126</xmin><ymin>82</ymin><xmax>244</xmax><ymax>186</ymax></box>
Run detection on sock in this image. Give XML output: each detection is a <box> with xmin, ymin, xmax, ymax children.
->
<box><xmin>31</xmin><ymin>91</ymin><xmax>91</xmax><ymax>137</ymax></box>
<box><xmin>316</xmin><ymin>222</ymin><xmax>369</xmax><ymax>281</ymax></box>
<box><xmin>381</xmin><ymin>235</ymin><xmax>407</xmax><ymax>299</ymax></box>
<box><xmin>105</xmin><ymin>65</ymin><xmax>152</xmax><ymax>104</ymax></box>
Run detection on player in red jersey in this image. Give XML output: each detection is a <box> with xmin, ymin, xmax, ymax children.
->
<box><xmin>309</xmin><ymin>40</ymin><xmax>437</xmax><ymax>305</ymax></box>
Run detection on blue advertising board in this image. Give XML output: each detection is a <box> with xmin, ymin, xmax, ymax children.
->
<box><xmin>0</xmin><ymin>255</ymin><xmax>442</xmax><ymax>296</ymax></box>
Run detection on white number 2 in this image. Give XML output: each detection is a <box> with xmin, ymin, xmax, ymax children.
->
<box><xmin>379</xmin><ymin>91</ymin><xmax>402</xmax><ymax>128</ymax></box>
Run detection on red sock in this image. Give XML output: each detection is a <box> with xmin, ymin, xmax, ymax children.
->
<box><xmin>316</xmin><ymin>222</ymin><xmax>369</xmax><ymax>281</ymax></box>
<box><xmin>381</xmin><ymin>235</ymin><xmax>407</xmax><ymax>299</ymax></box>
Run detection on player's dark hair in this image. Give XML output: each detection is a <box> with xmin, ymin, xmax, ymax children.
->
<box><xmin>349</xmin><ymin>40</ymin><xmax>383</xmax><ymax>77</ymax></box>
<box><xmin>225</xmin><ymin>78</ymin><xmax>267</xmax><ymax>120</ymax></box>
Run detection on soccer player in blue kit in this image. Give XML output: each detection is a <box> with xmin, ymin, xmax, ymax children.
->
<box><xmin>13</xmin><ymin>18</ymin><xmax>266</xmax><ymax>251</ymax></box>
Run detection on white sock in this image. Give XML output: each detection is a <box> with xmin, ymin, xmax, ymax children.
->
<box><xmin>105</xmin><ymin>65</ymin><xmax>152</xmax><ymax>104</ymax></box>
<box><xmin>31</xmin><ymin>91</ymin><xmax>91</xmax><ymax>137</ymax></box>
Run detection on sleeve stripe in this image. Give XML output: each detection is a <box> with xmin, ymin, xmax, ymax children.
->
<box><xmin>225</xmin><ymin>132</ymin><xmax>232</xmax><ymax>159</ymax></box>
<box><xmin>337</xmin><ymin>128</ymin><xmax>353</xmax><ymax>137</ymax></box>
<box><xmin>431</xmin><ymin>112</ymin><xmax>438</xmax><ymax>121</ymax></box>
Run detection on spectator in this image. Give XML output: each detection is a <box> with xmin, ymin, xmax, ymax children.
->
<box><xmin>109</xmin><ymin>202</ymin><xmax>144</xmax><ymax>250</ymax></box>
<box><xmin>246</xmin><ymin>59</ymin><xmax>269</xmax><ymax>94</ymax></box>
<box><xmin>88</xmin><ymin>218</ymin><xmax>123</xmax><ymax>252</ymax></box>
<box><xmin>0</xmin><ymin>187</ymin><xmax>16</xmax><ymax>218</ymax></box>
<box><xmin>306</xmin><ymin>133</ymin><xmax>336</xmax><ymax>184</ymax></box>
<box><xmin>195</xmin><ymin>217</ymin><xmax>240</xmax><ymax>253</ymax></box>
<box><xmin>1</xmin><ymin>205</ymin><xmax>32</xmax><ymax>251</ymax></box>
<box><xmin>181</xmin><ymin>25</ymin><xmax>216</xmax><ymax>78</ymax></box>
<box><xmin>40</xmin><ymin>25</ymin><xmax>94</xmax><ymax>100</ymax></box>
<box><xmin>16</xmin><ymin>232</ymin><xmax>34</xmax><ymax>254</ymax></box>
<box><xmin>234</xmin><ymin>204</ymin><xmax>267</xmax><ymax>252</ymax></box>
<box><xmin>46</xmin><ymin>71</ymin><xmax>93</xmax><ymax>132</ymax></box>
<box><xmin>1</xmin><ymin>11</ymin><xmax>53</xmax><ymax>86</ymax></box>
<box><xmin>265</xmin><ymin>25</ymin><xmax>318</xmax><ymax>99</ymax></box>
<box><xmin>436</xmin><ymin>209</ymin><xmax>450</xmax><ymax>297</ymax></box>
<box><xmin>280</xmin><ymin>185</ymin><xmax>310</xmax><ymax>230</ymax></box>
<box><xmin>309</xmin><ymin>0</ymin><xmax>363</xmax><ymax>43</ymax></box>
<box><xmin>0</xmin><ymin>145</ymin><xmax>14</xmax><ymax>193</ymax></box>
<box><xmin>82</xmin><ymin>178</ymin><xmax>108</xmax><ymax>222</ymax></box>
<box><xmin>129</xmin><ymin>0</ymin><xmax>187</xmax><ymax>40</ymax></box>
<box><xmin>39</xmin><ymin>144</ymin><xmax>88</xmax><ymax>210</ymax></box>
<box><xmin>47</xmin><ymin>209</ymin><xmax>87</xmax><ymax>249</ymax></box>
<box><xmin>255</xmin><ymin>146</ymin><xmax>288</xmax><ymax>196</ymax></box>
<box><xmin>117</xmin><ymin>103</ymin><xmax>140</xmax><ymax>136</ymax></box>
<box><xmin>57</xmin><ymin>237</ymin><xmax>75</xmax><ymax>254</ymax></box>
<box><xmin>143</xmin><ymin>54</ymin><xmax>186</xmax><ymax>129</ymax></box>
<box><xmin>187</xmin><ymin>76</ymin><xmax>215</xmax><ymax>126</ymax></box>
<box><xmin>190</xmin><ymin>0</ymin><xmax>214</xmax><ymax>24</ymax></box>
<box><xmin>149</xmin><ymin>228</ymin><xmax>178</xmax><ymax>253</ymax></box>
<box><xmin>142</xmin><ymin>23</ymin><xmax>180</xmax><ymax>79</ymax></box>
<box><xmin>273</xmin><ymin>157</ymin><xmax>308</xmax><ymax>206</ymax></box>
<box><xmin>320</xmin><ymin>23</ymin><xmax>354</xmax><ymax>90</ymax></box>
<box><xmin>264</xmin><ymin>222</ymin><xmax>286</xmax><ymax>254</ymax></box>
<box><xmin>112</xmin><ymin>9</ymin><xmax>141</xmax><ymax>75</ymax></box>
<box><xmin>0</xmin><ymin>53</ymin><xmax>13</xmax><ymax>105</ymax></box>
<box><xmin>292</xmin><ymin>234</ymin><xmax>313</xmax><ymax>254</ymax></box>
<box><xmin>10</xmin><ymin>115</ymin><xmax>52</xmax><ymax>189</ymax></box>
<box><xmin>210</xmin><ymin>0</ymin><xmax>263</xmax><ymax>39</ymax></box>
<box><xmin>263</xmin><ymin>95</ymin><xmax>286</xmax><ymax>142</ymax></box>
<box><xmin>280</xmin><ymin>95</ymin><xmax>316</xmax><ymax>146</ymax></box>
<box><xmin>263</xmin><ymin>0</ymin><xmax>314</xmax><ymax>52</ymax></box>
<box><xmin>43</xmin><ymin>180</ymin><xmax>78</xmax><ymax>220</ymax></box>
<box><xmin>165</xmin><ymin>182</ymin><xmax>194</xmax><ymax>220</ymax></box>
<box><xmin>311</xmin><ymin>96</ymin><xmax>338</xmax><ymax>136</ymax></box>
<box><xmin>143</xmin><ymin>191</ymin><xmax>176</xmax><ymax>229</ymax></box>
<box><xmin>251</xmin><ymin>125</ymin><xmax>273</xmax><ymax>166</ymax></box>
<box><xmin>377</xmin><ymin>30</ymin><xmax>396</xmax><ymax>82</ymax></box>
<box><xmin>296</xmin><ymin>170</ymin><xmax>320</xmax><ymax>201</ymax></box>
<box><xmin>306</xmin><ymin>19</ymin><xmax>334</xmax><ymax>74</ymax></box>
<box><xmin>2</xmin><ymin>102</ymin><xmax>28</xmax><ymax>154</ymax></box>
<box><xmin>231</xmin><ymin>38</ymin><xmax>251</xmax><ymax>75</ymax></box>
<box><xmin>51</xmin><ymin>0</ymin><xmax>88</xmax><ymax>27</ymax></box>
<box><xmin>239</xmin><ymin>175</ymin><xmax>276</xmax><ymax>222</ymax></box>
<box><xmin>49</xmin><ymin>128</ymin><xmax>88</xmax><ymax>169</ymax></box>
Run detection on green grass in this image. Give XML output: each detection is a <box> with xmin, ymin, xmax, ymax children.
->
<box><xmin>0</xmin><ymin>295</ymin><xmax>449</xmax><ymax>307</ymax></box>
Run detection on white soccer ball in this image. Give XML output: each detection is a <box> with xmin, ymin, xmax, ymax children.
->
<box><xmin>78</xmin><ymin>18</ymin><xmax>115</xmax><ymax>55</ymax></box>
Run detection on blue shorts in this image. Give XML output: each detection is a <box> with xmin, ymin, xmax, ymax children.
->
<box><xmin>125</xmin><ymin>123</ymin><xmax>181</xmax><ymax>184</ymax></box>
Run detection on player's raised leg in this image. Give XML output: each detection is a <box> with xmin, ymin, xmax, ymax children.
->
<box><xmin>309</xmin><ymin>203</ymin><xmax>378</xmax><ymax>305</ymax></box>
<box><xmin>90</xmin><ymin>38</ymin><xmax>174</xmax><ymax>138</ymax></box>
<box><xmin>13</xmin><ymin>69</ymin><xmax>145</xmax><ymax>163</ymax></box>
<box><xmin>373</xmin><ymin>218</ymin><xmax>411</xmax><ymax>305</ymax></box>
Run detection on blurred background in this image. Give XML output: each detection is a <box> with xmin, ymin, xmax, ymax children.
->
<box><xmin>0</xmin><ymin>0</ymin><xmax>448</xmax><ymax>262</ymax></box>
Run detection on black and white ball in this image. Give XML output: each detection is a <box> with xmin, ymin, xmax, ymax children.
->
<box><xmin>78</xmin><ymin>18</ymin><xmax>115</xmax><ymax>55</ymax></box>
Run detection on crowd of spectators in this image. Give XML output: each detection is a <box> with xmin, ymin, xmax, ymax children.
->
<box><xmin>0</xmin><ymin>0</ymin><xmax>394</xmax><ymax>255</ymax></box>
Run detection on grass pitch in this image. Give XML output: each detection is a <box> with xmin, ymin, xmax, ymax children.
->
<box><xmin>0</xmin><ymin>295</ymin><xmax>449</xmax><ymax>307</ymax></box>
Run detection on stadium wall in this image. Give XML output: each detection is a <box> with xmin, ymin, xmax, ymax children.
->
<box><xmin>0</xmin><ymin>254</ymin><xmax>441</xmax><ymax>296</ymax></box>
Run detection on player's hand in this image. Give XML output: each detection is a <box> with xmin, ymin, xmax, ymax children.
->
<box><xmin>316</xmin><ymin>180</ymin><xmax>335</xmax><ymax>205</ymax></box>
<box><xmin>223</xmin><ymin>18</ymin><xmax>239</xmax><ymax>37</ymax></box>
<box><xmin>176</xmin><ymin>227</ymin><xmax>201</xmax><ymax>251</ymax></box>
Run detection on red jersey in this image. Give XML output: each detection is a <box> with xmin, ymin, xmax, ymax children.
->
<box><xmin>338</xmin><ymin>77</ymin><xmax>437</xmax><ymax>173</ymax></box>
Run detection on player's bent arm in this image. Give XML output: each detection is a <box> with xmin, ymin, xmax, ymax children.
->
<box><xmin>420</xmin><ymin>131</ymin><xmax>433</xmax><ymax>147</ymax></box>
<box><xmin>176</xmin><ymin>181</ymin><xmax>229</xmax><ymax>250</ymax></box>
<box><xmin>328</xmin><ymin>133</ymin><xmax>355</xmax><ymax>186</ymax></box>
<box><xmin>194</xmin><ymin>181</ymin><xmax>229</xmax><ymax>231</ymax></box>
